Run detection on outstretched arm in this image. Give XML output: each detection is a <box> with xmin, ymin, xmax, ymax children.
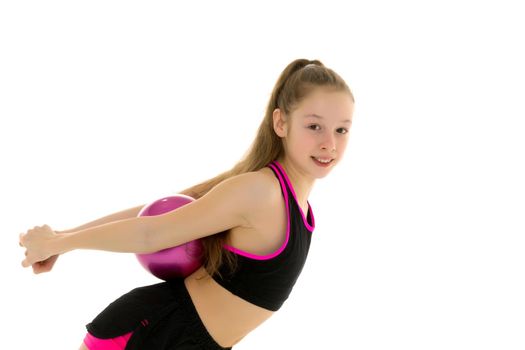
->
<box><xmin>20</xmin><ymin>172</ymin><xmax>268</xmax><ymax>269</ymax></box>
<box><xmin>58</xmin><ymin>204</ymin><xmax>146</xmax><ymax>234</ymax></box>
<box><xmin>24</xmin><ymin>204</ymin><xmax>146</xmax><ymax>274</ymax></box>
<box><xmin>20</xmin><ymin>216</ymin><xmax>152</xmax><ymax>267</ymax></box>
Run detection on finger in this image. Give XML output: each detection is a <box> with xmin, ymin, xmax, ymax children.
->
<box><xmin>32</xmin><ymin>261</ymin><xmax>46</xmax><ymax>274</ymax></box>
<box><xmin>22</xmin><ymin>259</ymin><xmax>31</xmax><ymax>268</ymax></box>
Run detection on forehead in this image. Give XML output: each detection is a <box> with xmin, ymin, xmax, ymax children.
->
<box><xmin>295</xmin><ymin>88</ymin><xmax>354</xmax><ymax>120</ymax></box>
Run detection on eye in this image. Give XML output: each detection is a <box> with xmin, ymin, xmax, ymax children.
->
<box><xmin>308</xmin><ymin>124</ymin><xmax>349</xmax><ymax>135</ymax></box>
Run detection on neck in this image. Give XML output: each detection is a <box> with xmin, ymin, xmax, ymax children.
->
<box><xmin>275</xmin><ymin>157</ymin><xmax>315</xmax><ymax>208</ymax></box>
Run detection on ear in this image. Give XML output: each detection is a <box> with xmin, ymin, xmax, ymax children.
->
<box><xmin>272</xmin><ymin>108</ymin><xmax>288</xmax><ymax>138</ymax></box>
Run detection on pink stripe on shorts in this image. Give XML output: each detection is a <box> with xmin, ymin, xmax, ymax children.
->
<box><xmin>83</xmin><ymin>331</ymin><xmax>133</xmax><ymax>350</ymax></box>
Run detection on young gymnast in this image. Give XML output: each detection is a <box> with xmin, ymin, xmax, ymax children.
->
<box><xmin>19</xmin><ymin>58</ymin><xmax>355</xmax><ymax>350</ymax></box>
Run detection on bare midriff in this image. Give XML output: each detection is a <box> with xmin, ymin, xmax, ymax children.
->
<box><xmin>184</xmin><ymin>265</ymin><xmax>274</xmax><ymax>347</ymax></box>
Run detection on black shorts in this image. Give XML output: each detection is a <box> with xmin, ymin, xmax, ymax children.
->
<box><xmin>85</xmin><ymin>278</ymin><xmax>232</xmax><ymax>350</ymax></box>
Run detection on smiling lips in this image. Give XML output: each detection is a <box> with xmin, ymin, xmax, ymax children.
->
<box><xmin>311</xmin><ymin>156</ymin><xmax>334</xmax><ymax>166</ymax></box>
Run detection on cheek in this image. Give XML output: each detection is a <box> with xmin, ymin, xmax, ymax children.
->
<box><xmin>296</xmin><ymin>135</ymin><xmax>315</xmax><ymax>149</ymax></box>
<box><xmin>338</xmin><ymin>139</ymin><xmax>349</xmax><ymax>154</ymax></box>
<box><xmin>290</xmin><ymin>129</ymin><xmax>310</xmax><ymax>145</ymax></box>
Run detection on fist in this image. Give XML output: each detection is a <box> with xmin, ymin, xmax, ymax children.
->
<box><xmin>19</xmin><ymin>225</ymin><xmax>58</xmax><ymax>268</ymax></box>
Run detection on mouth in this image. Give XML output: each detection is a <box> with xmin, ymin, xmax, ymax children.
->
<box><xmin>311</xmin><ymin>156</ymin><xmax>334</xmax><ymax>167</ymax></box>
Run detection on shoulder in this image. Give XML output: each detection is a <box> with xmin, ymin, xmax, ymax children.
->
<box><xmin>208</xmin><ymin>167</ymin><xmax>283</xmax><ymax>224</ymax></box>
<box><xmin>221</xmin><ymin>168</ymin><xmax>281</xmax><ymax>215</ymax></box>
<box><xmin>238</xmin><ymin>167</ymin><xmax>284</xmax><ymax>227</ymax></box>
<box><xmin>144</xmin><ymin>168</ymin><xmax>282</xmax><ymax>250</ymax></box>
<box><xmin>242</xmin><ymin>167</ymin><xmax>280</xmax><ymax>196</ymax></box>
<box><xmin>245</xmin><ymin>167</ymin><xmax>283</xmax><ymax>204</ymax></box>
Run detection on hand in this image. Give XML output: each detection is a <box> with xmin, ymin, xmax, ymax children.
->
<box><xmin>29</xmin><ymin>229</ymin><xmax>68</xmax><ymax>274</ymax></box>
<box><xmin>30</xmin><ymin>230</ymin><xmax>67</xmax><ymax>274</ymax></box>
<box><xmin>31</xmin><ymin>255</ymin><xmax>60</xmax><ymax>274</ymax></box>
<box><xmin>19</xmin><ymin>225</ymin><xmax>59</xmax><ymax>269</ymax></box>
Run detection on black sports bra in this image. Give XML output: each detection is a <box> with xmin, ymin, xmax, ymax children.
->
<box><xmin>211</xmin><ymin>160</ymin><xmax>315</xmax><ymax>311</ymax></box>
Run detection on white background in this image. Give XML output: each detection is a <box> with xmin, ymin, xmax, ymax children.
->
<box><xmin>1</xmin><ymin>1</ymin><xmax>524</xmax><ymax>349</ymax></box>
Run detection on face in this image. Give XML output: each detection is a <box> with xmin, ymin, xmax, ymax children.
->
<box><xmin>273</xmin><ymin>87</ymin><xmax>354</xmax><ymax>178</ymax></box>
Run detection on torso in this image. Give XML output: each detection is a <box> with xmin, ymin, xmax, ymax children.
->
<box><xmin>183</xmin><ymin>167</ymin><xmax>309</xmax><ymax>347</ymax></box>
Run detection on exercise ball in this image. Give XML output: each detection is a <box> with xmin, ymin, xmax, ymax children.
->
<box><xmin>136</xmin><ymin>194</ymin><xmax>203</xmax><ymax>280</ymax></box>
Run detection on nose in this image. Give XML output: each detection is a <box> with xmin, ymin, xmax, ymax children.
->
<box><xmin>320</xmin><ymin>133</ymin><xmax>336</xmax><ymax>153</ymax></box>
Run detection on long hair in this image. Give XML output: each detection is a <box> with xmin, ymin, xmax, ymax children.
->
<box><xmin>177</xmin><ymin>58</ymin><xmax>354</xmax><ymax>279</ymax></box>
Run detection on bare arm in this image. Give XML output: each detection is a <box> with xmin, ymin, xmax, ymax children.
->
<box><xmin>58</xmin><ymin>204</ymin><xmax>145</xmax><ymax>234</ymax></box>
<box><xmin>21</xmin><ymin>173</ymin><xmax>265</xmax><ymax>268</ymax></box>
<box><xmin>31</xmin><ymin>204</ymin><xmax>145</xmax><ymax>273</ymax></box>
<box><xmin>53</xmin><ymin>176</ymin><xmax>250</xmax><ymax>255</ymax></box>
<box><xmin>21</xmin><ymin>217</ymin><xmax>154</xmax><ymax>267</ymax></box>
<box><xmin>56</xmin><ymin>216</ymin><xmax>154</xmax><ymax>255</ymax></box>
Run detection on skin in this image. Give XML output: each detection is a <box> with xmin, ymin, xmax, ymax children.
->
<box><xmin>19</xmin><ymin>86</ymin><xmax>354</xmax><ymax>349</ymax></box>
<box><xmin>273</xmin><ymin>87</ymin><xmax>354</xmax><ymax>209</ymax></box>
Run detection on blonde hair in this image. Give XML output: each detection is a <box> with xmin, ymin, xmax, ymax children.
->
<box><xmin>177</xmin><ymin>58</ymin><xmax>354</xmax><ymax>278</ymax></box>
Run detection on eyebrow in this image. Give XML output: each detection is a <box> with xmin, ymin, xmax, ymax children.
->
<box><xmin>305</xmin><ymin>114</ymin><xmax>352</xmax><ymax>124</ymax></box>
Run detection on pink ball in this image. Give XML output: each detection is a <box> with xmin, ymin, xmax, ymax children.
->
<box><xmin>136</xmin><ymin>195</ymin><xmax>203</xmax><ymax>280</ymax></box>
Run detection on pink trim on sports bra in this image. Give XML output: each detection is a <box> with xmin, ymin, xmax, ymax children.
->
<box><xmin>222</xmin><ymin>160</ymin><xmax>314</xmax><ymax>260</ymax></box>
<box><xmin>272</xmin><ymin>160</ymin><xmax>315</xmax><ymax>231</ymax></box>
<box><xmin>222</xmin><ymin>161</ymin><xmax>290</xmax><ymax>260</ymax></box>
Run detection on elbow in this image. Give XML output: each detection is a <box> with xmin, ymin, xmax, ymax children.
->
<box><xmin>138</xmin><ymin>216</ymin><xmax>177</xmax><ymax>254</ymax></box>
<box><xmin>137</xmin><ymin>214</ymin><xmax>184</xmax><ymax>254</ymax></box>
<box><xmin>137</xmin><ymin>217</ymin><xmax>159</xmax><ymax>254</ymax></box>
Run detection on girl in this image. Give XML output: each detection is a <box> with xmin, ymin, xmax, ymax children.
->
<box><xmin>19</xmin><ymin>58</ymin><xmax>355</xmax><ymax>350</ymax></box>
